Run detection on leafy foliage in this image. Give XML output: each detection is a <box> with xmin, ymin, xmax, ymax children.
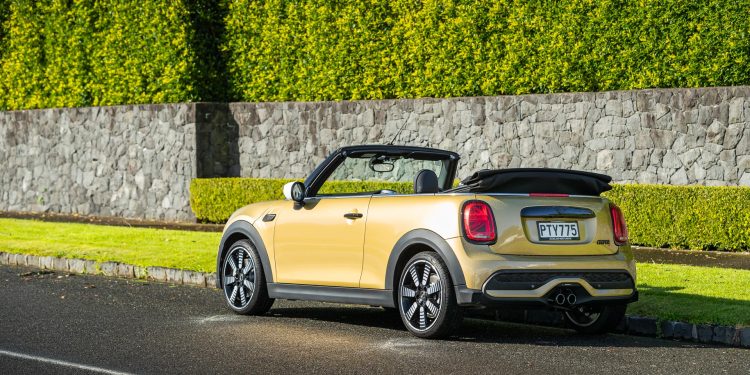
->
<box><xmin>190</xmin><ymin>178</ymin><xmax>413</xmax><ymax>223</ymax></box>
<box><xmin>2</xmin><ymin>0</ymin><xmax>750</xmax><ymax>109</ymax></box>
<box><xmin>604</xmin><ymin>184</ymin><xmax>750</xmax><ymax>252</ymax></box>
<box><xmin>223</xmin><ymin>0</ymin><xmax>750</xmax><ymax>102</ymax></box>
<box><xmin>192</xmin><ymin>178</ymin><xmax>750</xmax><ymax>252</ymax></box>
<box><xmin>0</xmin><ymin>0</ymin><xmax>227</xmax><ymax>110</ymax></box>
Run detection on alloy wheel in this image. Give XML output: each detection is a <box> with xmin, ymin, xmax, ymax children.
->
<box><xmin>565</xmin><ymin>306</ymin><xmax>602</xmax><ymax>327</ymax></box>
<box><xmin>399</xmin><ymin>260</ymin><xmax>443</xmax><ymax>331</ymax></box>
<box><xmin>223</xmin><ymin>246</ymin><xmax>257</xmax><ymax>309</ymax></box>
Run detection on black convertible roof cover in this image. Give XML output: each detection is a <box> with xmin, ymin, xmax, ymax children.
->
<box><xmin>459</xmin><ymin>168</ymin><xmax>613</xmax><ymax>196</ymax></box>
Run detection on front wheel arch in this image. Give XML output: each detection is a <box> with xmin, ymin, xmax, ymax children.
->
<box><xmin>385</xmin><ymin>229</ymin><xmax>466</xmax><ymax>303</ymax></box>
<box><xmin>216</xmin><ymin>220</ymin><xmax>274</xmax><ymax>288</ymax></box>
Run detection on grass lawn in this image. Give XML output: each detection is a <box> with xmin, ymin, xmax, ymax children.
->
<box><xmin>0</xmin><ymin>218</ymin><xmax>220</xmax><ymax>271</ymax></box>
<box><xmin>1</xmin><ymin>218</ymin><xmax>748</xmax><ymax>326</ymax></box>
<box><xmin>629</xmin><ymin>263</ymin><xmax>750</xmax><ymax>326</ymax></box>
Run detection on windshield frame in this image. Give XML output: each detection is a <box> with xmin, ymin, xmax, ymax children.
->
<box><xmin>304</xmin><ymin>146</ymin><xmax>459</xmax><ymax>198</ymax></box>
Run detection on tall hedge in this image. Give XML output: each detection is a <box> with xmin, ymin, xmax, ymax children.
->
<box><xmin>191</xmin><ymin>178</ymin><xmax>750</xmax><ymax>252</ymax></box>
<box><xmin>224</xmin><ymin>0</ymin><xmax>750</xmax><ymax>102</ymax></box>
<box><xmin>2</xmin><ymin>0</ymin><xmax>750</xmax><ymax>109</ymax></box>
<box><xmin>0</xmin><ymin>0</ymin><xmax>227</xmax><ymax>110</ymax></box>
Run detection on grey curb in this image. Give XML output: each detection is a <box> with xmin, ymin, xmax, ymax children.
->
<box><xmin>26</xmin><ymin>254</ymin><xmax>39</xmax><ymax>268</ymax></box>
<box><xmin>0</xmin><ymin>252</ymin><xmax>215</xmax><ymax>289</ymax></box>
<box><xmin>0</xmin><ymin>251</ymin><xmax>748</xmax><ymax>348</ymax></box>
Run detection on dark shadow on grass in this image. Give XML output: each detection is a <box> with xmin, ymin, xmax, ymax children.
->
<box><xmin>629</xmin><ymin>285</ymin><xmax>750</xmax><ymax>327</ymax></box>
<box><xmin>637</xmin><ymin>284</ymin><xmax>686</xmax><ymax>293</ymax></box>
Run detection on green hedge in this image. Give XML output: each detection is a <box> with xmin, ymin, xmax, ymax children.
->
<box><xmin>191</xmin><ymin>178</ymin><xmax>750</xmax><ymax>251</ymax></box>
<box><xmin>190</xmin><ymin>178</ymin><xmax>413</xmax><ymax>224</ymax></box>
<box><xmin>2</xmin><ymin>0</ymin><xmax>750</xmax><ymax>109</ymax></box>
<box><xmin>223</xmin><ymin>0</ymin><xmax>750</xmax><ymax>102</ymax></box>
<box><xmin>0</xmin><ymin>0</ymin><xmax>226</xmax><ymax>111</ymax></box>
<box><xmin>603</xmin><ymin>184</ymin><xmax>750</xmax><ymax>252</ymax></box>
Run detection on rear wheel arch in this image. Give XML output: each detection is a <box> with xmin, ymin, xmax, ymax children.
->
<box><xmin>385</xmin><ymin>229</ymin><xmax>466</xmax><ymax>305</ymax></box>
<box><xmin>217</xmin><ymin>220</ymin><xmax>274</xmax><ymax>288</ymax></box>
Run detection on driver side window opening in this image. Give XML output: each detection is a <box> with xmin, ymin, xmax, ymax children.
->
<box><xmin>317</xmin><ymin>154</ymin><xmax>448</xmax><ymax>196</ymax></box>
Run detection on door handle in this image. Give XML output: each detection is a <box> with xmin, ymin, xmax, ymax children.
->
<box><xmin>344</xmin><ymin>212</ymin><xmax>364</xmax><ymax>219</ymax></box>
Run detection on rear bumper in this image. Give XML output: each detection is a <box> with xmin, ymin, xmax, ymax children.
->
<box><xmin>455</xmin><ymin>270</ymin><xmax>638</xmax><ymax>308</ymax></box>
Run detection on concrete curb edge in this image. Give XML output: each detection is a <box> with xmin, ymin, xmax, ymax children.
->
<box><xmin>0</xmin><ymin>252</ymin><xmax>217</xmax><ymax>289</ymax></box>
<box><xmin>1</xmin><ymin>251</ymin><xmax>747</xmax><ymax>348</ymax></box>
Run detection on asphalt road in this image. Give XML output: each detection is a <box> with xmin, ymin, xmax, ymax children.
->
<box><xmin>1</xmin><ymin>265</ymin><xmax>748</xmax><ymax>375</ymax></box>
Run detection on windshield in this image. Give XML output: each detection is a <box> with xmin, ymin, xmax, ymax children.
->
<box><xmin>318</xmin><ymin>153</ymin><xmax>450</xmax><ymax>195</ymax></box>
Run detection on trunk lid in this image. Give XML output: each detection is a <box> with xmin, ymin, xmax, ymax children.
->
<box><xmin>480</xmin><ymin>194</ymin><xmax>618</xmax><ymax>256</ymax></box>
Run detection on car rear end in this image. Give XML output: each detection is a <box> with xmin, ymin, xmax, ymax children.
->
<box><xmin>453</xmin><ymin>193</ymin><xmax>637</xmax><ymax>313</ymax></box>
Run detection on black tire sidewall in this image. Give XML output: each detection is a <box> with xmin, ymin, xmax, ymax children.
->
<box><xmin>398</xmin><ymin>251</ymin><xmax>461</xmax><ymax>339</ymax></box>
<box><xmin>222</xmin><ymin>239</ymin><xmax>273</xmax><ymax>315</ymax></box>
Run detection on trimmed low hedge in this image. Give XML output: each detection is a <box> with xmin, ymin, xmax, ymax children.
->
<box><xmin>191</xmin><ymin>178</ymin><xmax>750</xmax><ymax>252</ymax></box>
<box><xmin>603</xmin><ymin>184</ymin><xmax>750</xmax><ymax>252</ymax></box>
<box><xmin>190</xmin><ymin>178</ymin><xmax>412</xmax><ymax>224</ymax></box>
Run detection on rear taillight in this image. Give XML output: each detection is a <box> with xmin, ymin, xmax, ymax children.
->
<box><xmin>462</xmin><ymin>201</ymin><xmax>497</xmax><ymax>243</ymax></box>
<box><xmin>610</xmin><ymin>203</ymin><xmax>629</xmax><ymax>245</ymax></box>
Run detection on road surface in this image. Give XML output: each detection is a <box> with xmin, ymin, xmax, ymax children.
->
<box><xmin>1</xmin><ymin>264</ymin><xmax>747</xmax><ymax>374</ymax></box>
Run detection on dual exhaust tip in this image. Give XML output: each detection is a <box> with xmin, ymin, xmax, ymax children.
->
<box><xmin>553</xmin><ymin>289</ymin><xmax>577</xmax><ymax>306</ymax></box>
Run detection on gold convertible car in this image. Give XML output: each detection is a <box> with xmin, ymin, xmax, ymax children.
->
<box><xmin>216</xmin><ymin>145</ymin><xmax>637</xmax><ymax>338</ymax></box>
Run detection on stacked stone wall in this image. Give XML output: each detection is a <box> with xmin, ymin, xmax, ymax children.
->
<box><xmin>1</xmin><ymin>86</ymin><xmax>748</xmax><ymax>222</ymax></box>
<box><xmin>232</xmin><ymin>87</ymin><xmax>750</xmax><ymax>186</ymax></box>
<box><xmin>0</xmin><ymin>103</ymin><xmax>235</xmax><ymax>221</ymax></box>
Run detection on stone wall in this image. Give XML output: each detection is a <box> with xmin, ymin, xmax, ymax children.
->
<box><xmin>1</xmin><ymin>86</ymin><xmax>749</xmax><ymax>222</ymax></box>
<box><xmin>231</xmin><ymin>86</ymin><xmax>750</xmax><ymax>186</ymax></box>
<box><xmin>0</xmin><ymin>103</ymin><xmax>234</xmax><ymax>221</ymax></box>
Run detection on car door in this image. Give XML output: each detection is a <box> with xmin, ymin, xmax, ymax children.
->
<box><xmin>273</xmin><ymin>196</ymin><xmax>371</xmax><ymax>287</ymax></box>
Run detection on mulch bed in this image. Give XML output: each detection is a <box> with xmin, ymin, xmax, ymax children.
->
<box><xmin>0</xmin><ymin>211</ymin><xmax>223</xmax><ymax>232</ymax></box>
<box><xmin>633</xmin><ymin>246</ymin><xmax>750</xmax><ymax>270</ymax></box>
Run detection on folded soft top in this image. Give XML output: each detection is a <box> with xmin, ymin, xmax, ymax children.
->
<box><xmin>454</xmin><ymin>168</ymin><xmax>613</xmax><ymax>196</ymax></box>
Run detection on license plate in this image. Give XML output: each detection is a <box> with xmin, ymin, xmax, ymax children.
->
<box><xmin>537</xmin><ymin>221</ymin><xmax>580</xmax><ymax>240</ymax></box>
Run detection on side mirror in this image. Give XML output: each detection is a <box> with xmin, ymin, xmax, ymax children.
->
<box><xmin>282</xmin><ymin>181</ymin><xmax>306</xmax><ymax>203</ymax></box>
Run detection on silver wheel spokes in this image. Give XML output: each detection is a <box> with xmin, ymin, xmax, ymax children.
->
<box><xmin>566</xmin><ymin>307</ymin><xmax>601</xmax><ymax>327</ymax></box>
<box><xmin>400</xmin><ymin>260</ymin><xmax>442</xmax><ymax>330</ymax></box>
<box><xmin>223</xmin><ymin>247</ymin><xmax>256</xmax><ymax>309</ymax></box>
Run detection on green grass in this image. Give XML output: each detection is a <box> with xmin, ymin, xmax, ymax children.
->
<box><xmin>0</xmin><ymin>218</ymin><xmax>220</xmax><ymax>272</ymax></box>
<box><xmin>629</xmin><ymin>263</ymin><xmax>750</xmax><ymax>326</ymax></box>
<box><xmin>0</xmin><ymin>218</ymin><xmax>748</xmax><ymax>326</ymax></box>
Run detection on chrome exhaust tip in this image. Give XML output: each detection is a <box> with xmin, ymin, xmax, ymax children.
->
<box><xmin>555</xmin><ymin>293</ymin><xmax>566</xmax><ymax>305</ymax></box>
<box><xmin>566</xmin><ymin>293</ymin><xmax>577</xmax><ymax>305</ymax></box>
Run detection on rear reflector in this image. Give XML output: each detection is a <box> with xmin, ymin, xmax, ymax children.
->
<box><xmin>529</xmin><ymin>193</ymin><xmax>570</xmax><ymax>197</ymax></box>
<box><xmin>462</xmin><ymin>201</ymin><xmax>497</xmax><ymax>243</ymax></box>
<box><xmin>610</xmin><ymin>203</ymin><xmax>629</xmax><ymax>245</ymax></box>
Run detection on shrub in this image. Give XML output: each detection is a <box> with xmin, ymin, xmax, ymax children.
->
<box><xmin>224</xmin><ymin>0</ymin><xmax>750</xmax><ymax>102</ymax></box>
<box><xmin>190</xmin><ymin>178</ymin><xmax>413</xmax><ymax>224</ymax></box>
<box><xmin>192</xmin><ymin>178</ymin><xmax>750</xmax><ymax>252</ymax></box>
<box><xmin>3</xmin><ymin>0</ymin><xmax>750</xmax><ymax>109</ymax></box>
<box><xmin>604</xmin><ymin>184</ymin><xmax>750</xmax><ymax>252</ymax></box>
<box><xmin>0</xmin><ymin>0</ymin><xmax>226</xmax><ymax>110</ymax></box>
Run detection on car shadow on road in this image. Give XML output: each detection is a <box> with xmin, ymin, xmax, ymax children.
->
<box><xmin>266</xmin><ymin>304</ymin><xmax>718</xmax><ymax>349</ymax></box>
<box><xmin>268</xmin><ymin>305</ymin><xmax>405</xmax><ymax>331</ymax></box>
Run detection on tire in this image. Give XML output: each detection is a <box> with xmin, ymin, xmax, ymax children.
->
<box><xmin>563</xmin><ymin>303</ymin><xmax>626</xmax><ymax>334</ymax></box>
<box><xmin>221</xmin><ymin>239</ymin><xmax>274</xmax><ymax>315</ymax></box>
<box><xmin>397</xmin><ymin>251</ymin><xmax>462</xmax><ymax>339</ymax></box>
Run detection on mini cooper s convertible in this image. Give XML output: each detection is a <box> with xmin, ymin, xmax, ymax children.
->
<box><xmin>216</xmin><ymin>145</ymin><xmax>637</xmax><ymax>338</ymax></box>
